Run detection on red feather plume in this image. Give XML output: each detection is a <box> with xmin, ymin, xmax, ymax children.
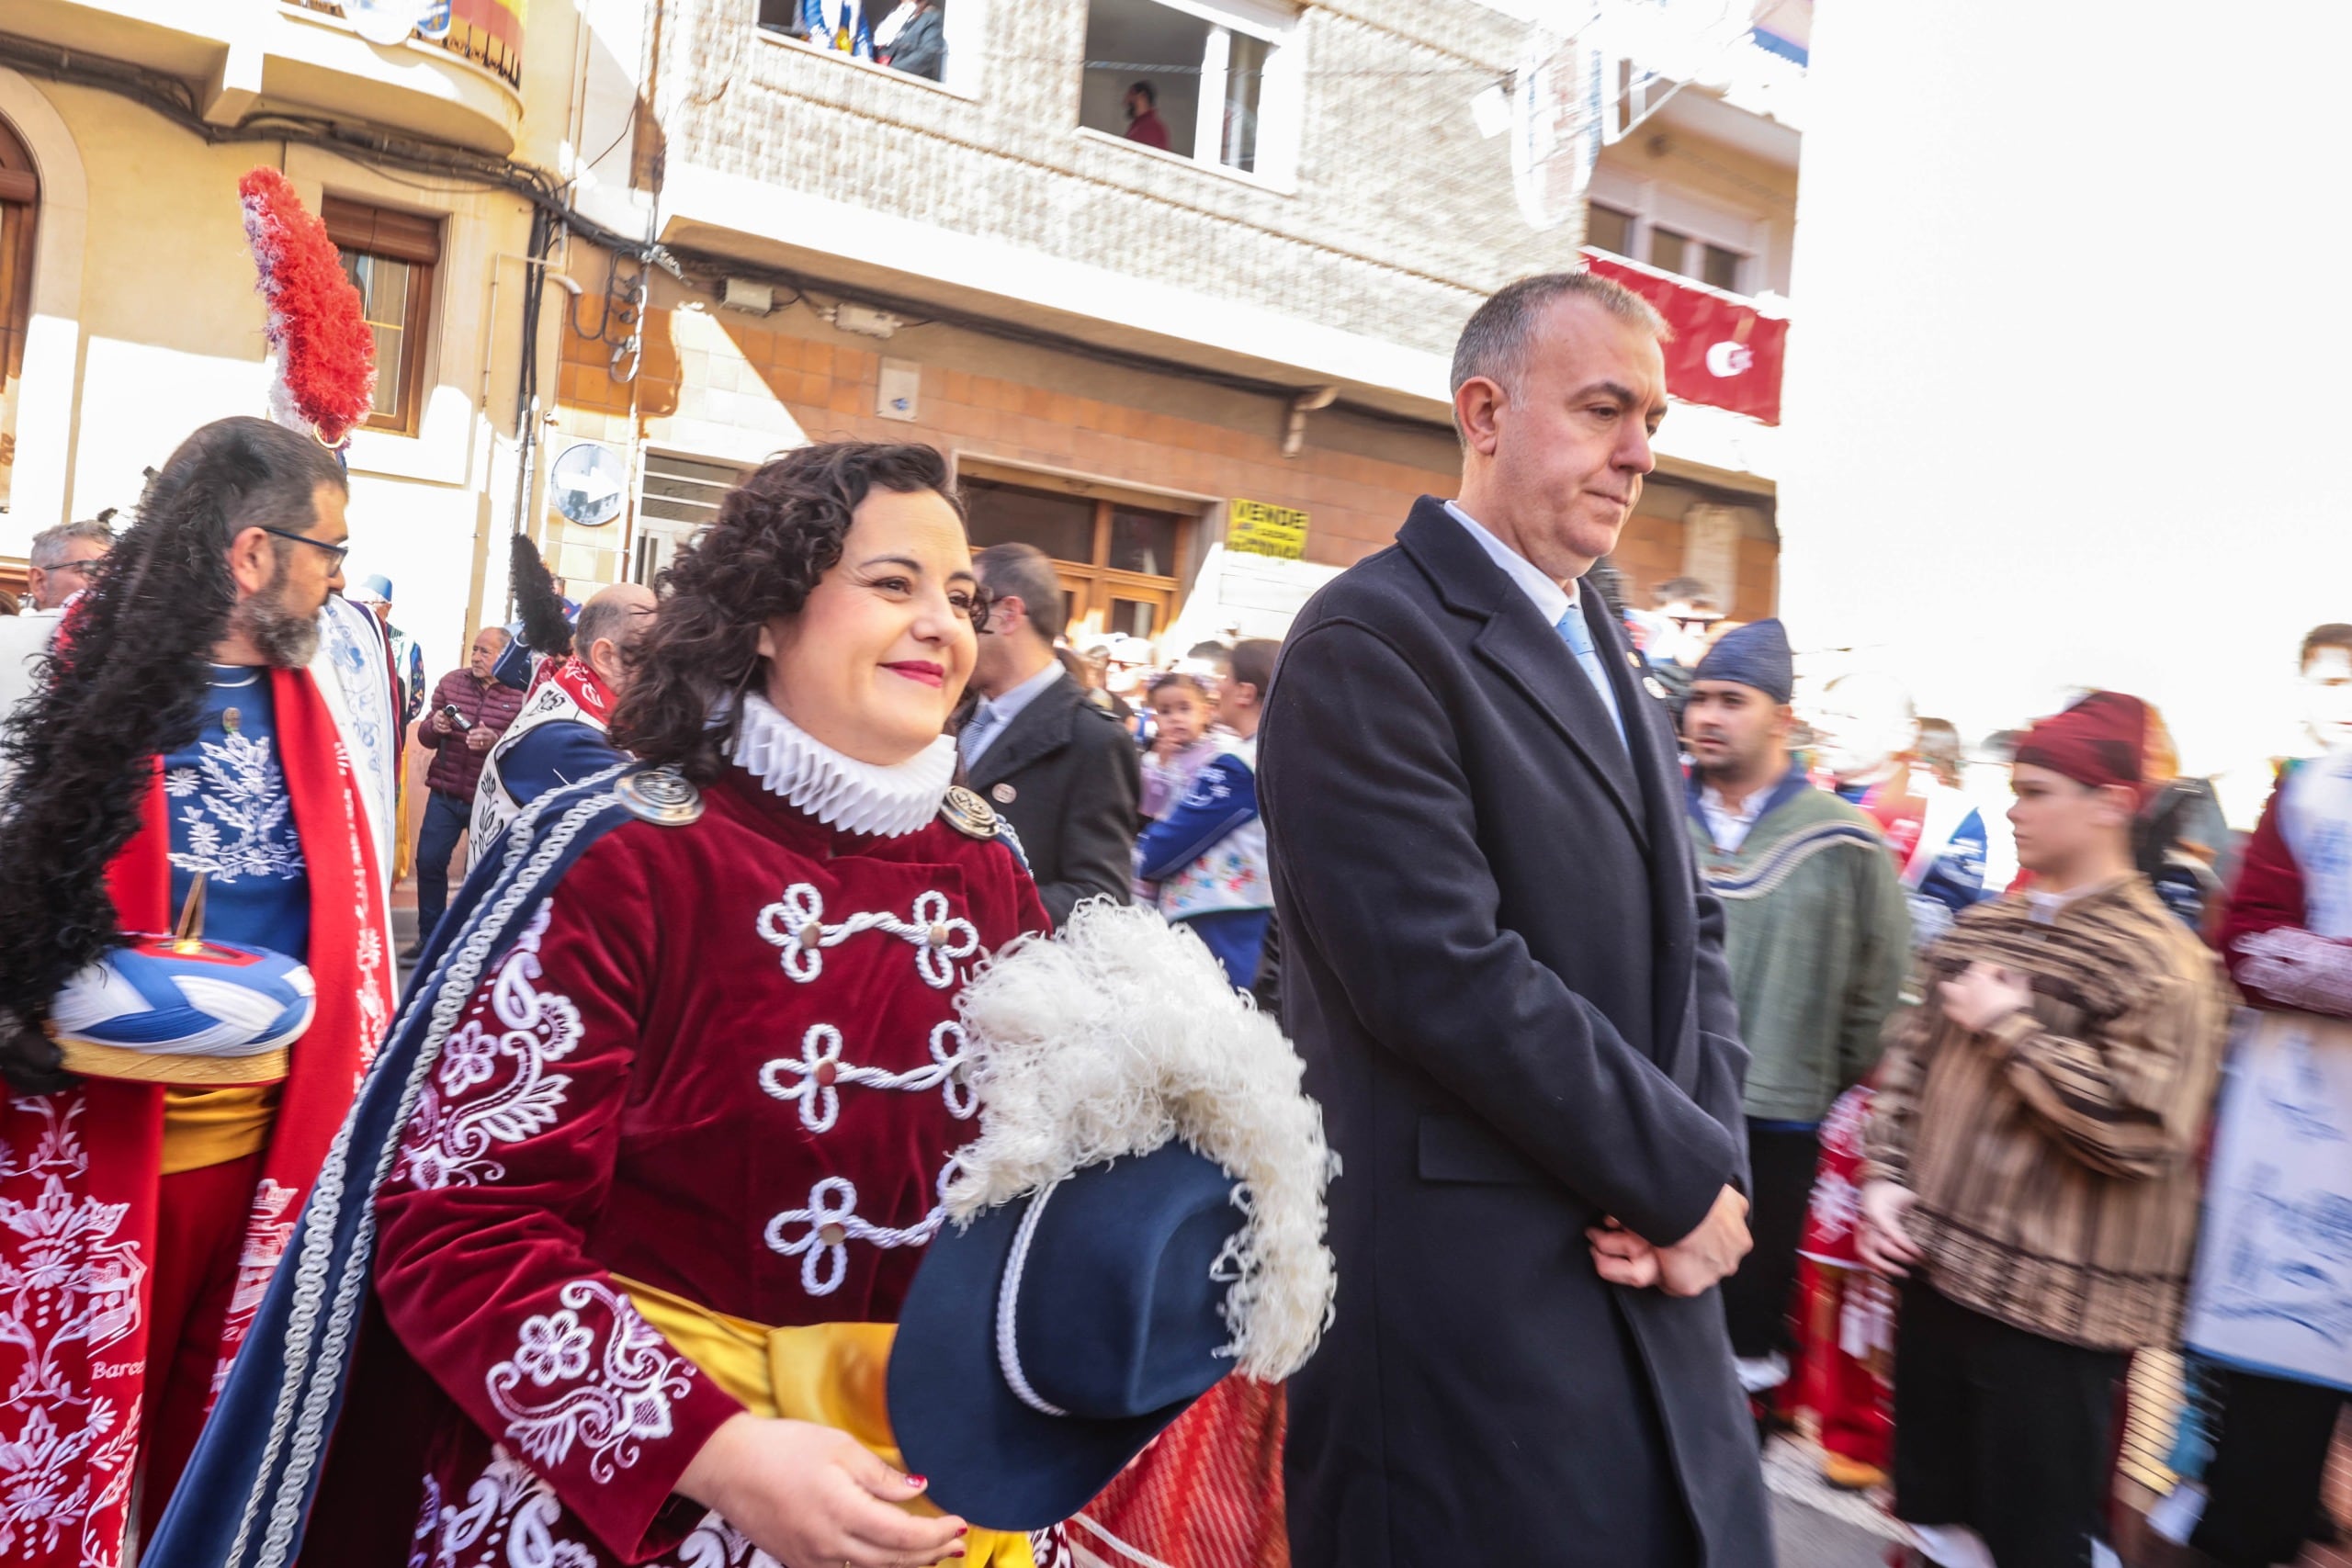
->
<box><xmin>239</xmin><ymin>167</ymin><xmax>377</xmax><ymax>448</ymax></box>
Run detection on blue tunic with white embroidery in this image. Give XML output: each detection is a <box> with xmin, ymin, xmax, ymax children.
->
<box><xmin>161</xmin><ymin>665</ymin><xmax>310</xmax><ymax>960</ymax></box>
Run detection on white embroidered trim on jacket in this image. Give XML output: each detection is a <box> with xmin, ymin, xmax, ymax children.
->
<box><xmin>754</xmin><ymin>884</ymin><xmax>978</xmax><ymax>989</ymax></box>
<box><xmin>393</xmin><ymin>907</ymin><xmax>583</xmax><ymax>1191</ymax></box>
<box><xmin>729</xmin><ymin>694</ymin><xmax>956</xmax><ymax>839</ymax></box>
<box><xmin>484</xmin><ymin>1280</ymin><xmax>696</xmax><ymax>1483</ymax></box>
<box><xmin>2236</xmin><ymin>926</ymin><xmax>2352</xmax><ymax>1019</ymax></box>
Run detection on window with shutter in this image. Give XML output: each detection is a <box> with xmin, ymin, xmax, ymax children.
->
<box><xmin>322</xmin><ymin>197</ymin><xmax>443</xmax><ymax>436</ymax></box>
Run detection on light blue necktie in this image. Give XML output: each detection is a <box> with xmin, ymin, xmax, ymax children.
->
<box><xmin>1555</xmin><ymin>604</ymin><xmax>1628</xmax><ymax>750</ymax></box>
<box><xmin>959</xmin><ymin>699</ymin><xmax>1002</xmax><ymax>765</ymax></box>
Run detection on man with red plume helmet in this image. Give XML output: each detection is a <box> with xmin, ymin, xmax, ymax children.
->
<box><xmin>0</xmin><ymin>417</ymin><xmax>399</xmax><ymax>1561</ymax></box>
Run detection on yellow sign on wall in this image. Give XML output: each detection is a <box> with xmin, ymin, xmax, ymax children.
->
<box><xmin>1227</xmin><ymin>499</ymin><xmax>1309</xmax><ymax>560</ymax></box>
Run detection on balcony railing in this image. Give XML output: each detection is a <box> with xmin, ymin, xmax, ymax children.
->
<box><xmin>286</xmin><ymin>0</ymin><xmax>524</xmax><ymax>93</ymax></box>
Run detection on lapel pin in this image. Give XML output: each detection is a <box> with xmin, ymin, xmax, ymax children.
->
<box><xmin>991</xmin><ymin>783</ymin><xmax>1017</xmax><ymax>805</ymax></box>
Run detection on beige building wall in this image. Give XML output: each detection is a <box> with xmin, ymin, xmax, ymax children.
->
<box><xmin>10</xmin><ymin>80</ymin><xmax>526</xmax><ymax>674</ymax></box>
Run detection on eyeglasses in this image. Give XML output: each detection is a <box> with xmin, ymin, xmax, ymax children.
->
<box><xmin>255</xmin><ymin>525</ymin><xmax>350</xmax><ymax>569</ymax></box>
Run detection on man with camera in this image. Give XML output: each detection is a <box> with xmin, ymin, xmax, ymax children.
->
<box><xmin>411</xmin><ymin>625</ymin><xmax>525</xmax><ymax>955</ymax></box>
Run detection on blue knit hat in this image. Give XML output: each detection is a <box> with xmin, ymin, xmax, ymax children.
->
<box><xmin>1691</xmin><ymin>617</ymin><xmax>1793</xmax><ymax>703</ymax></box>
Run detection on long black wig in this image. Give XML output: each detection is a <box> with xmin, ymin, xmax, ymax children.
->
<box><xmin>0</xmin><ymin>416</ymin><xmax>346</xmax><ymax>1090</ymax></box>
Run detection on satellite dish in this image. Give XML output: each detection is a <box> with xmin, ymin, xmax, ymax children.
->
<box><xmin>345</xmin><ymin>0</ymin><xmax>431</xmax><ymax>47</ymax></box>
<box><xmin>1510</xmin><ymin>28</ymin><xmax>1600</xmax><ymax>231</ymax></box>
<box><xmin>549</xmin><ymin>441</ymin><xmax>628</xmax><ymax>529</ymax></box>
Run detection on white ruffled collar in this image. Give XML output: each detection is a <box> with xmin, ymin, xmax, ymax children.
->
<box><xmin>729</xmin><ymin>693</ymin><xmax>956</xmax><ymax>839</ymax></box>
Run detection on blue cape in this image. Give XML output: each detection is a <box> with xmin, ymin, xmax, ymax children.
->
<box><xmin>142</xmin><ymin>764</ymin><xmax>647</xmax><ymax>1568</ymax></box>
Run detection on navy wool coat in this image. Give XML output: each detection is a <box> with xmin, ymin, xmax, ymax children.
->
<box><xmin>1260</xmin><ymin>498</ymin><xmax>1774</xmax><ymax>1567</ymax></box>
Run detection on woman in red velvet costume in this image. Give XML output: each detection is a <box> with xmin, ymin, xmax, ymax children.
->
<box><xmin>347</xmin><ymin>443</ymin><xmax>1044</xmax><ymax>1568</ymax></box>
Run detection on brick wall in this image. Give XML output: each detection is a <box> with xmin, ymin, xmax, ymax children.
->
<box><xmin>1611</xmin><ymin>513</ymin><xmax>1780</xmax><ymax>623</ymax></box>
<box><xmin>555</xmin><ymin>302</ymin><xmax>1463</xmax><ymax>571</ymax></box>
<box><xmin>661</xmin><ymin>0</ymin><xmax>1583</xmax><ymax>357</ymax></box>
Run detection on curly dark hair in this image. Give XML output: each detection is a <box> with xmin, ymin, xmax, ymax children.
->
<box><xmin>0</xmin><ymin>416</ymin><xmax>346</xmax><ymax>1091</ymax></box>
<box><xmin>610</xmin><ymin>441</ymin><xmax>979</xmax><ymax>785</ymax></box>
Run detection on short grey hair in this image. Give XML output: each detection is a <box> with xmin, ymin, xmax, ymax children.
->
<box><xmin>29</xmin><ymin>517</ymin><xmax>117</xmax><ymax>570</ymax></box>
<box><xmin>974</xmin><ymin>541</ymin><xmax>1066</xmax><ymax>644</ymax></box>
<box><xmin>1449</xmin><ymin>272</ymin><xmax>1669</xmax><ymax>441</ymax></box>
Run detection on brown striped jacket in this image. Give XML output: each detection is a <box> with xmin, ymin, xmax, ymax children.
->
<box><xmin>1862</xmin><ymin>874</ymin><xmax>2232</xmax><ymax>1350</ymax></box>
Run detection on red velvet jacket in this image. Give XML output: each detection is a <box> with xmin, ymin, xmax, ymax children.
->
<box><xmin>2217</xmin><ymin>759</ymin><xmax>2352</xmax><ymax>1020</ymax></box>
<box><xmin>368</xmin><ymin>768</ymin><xmax>1046</xmax><ymax>1562</ymax></box>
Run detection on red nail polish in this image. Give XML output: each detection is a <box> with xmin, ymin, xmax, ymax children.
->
<box><xmin>906</xmin><ymin>1473</ymin><xmax>927</xmax><ymax>1488</ymax></box>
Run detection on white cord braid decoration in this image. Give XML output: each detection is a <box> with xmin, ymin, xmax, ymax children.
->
<box><xmin>753</xmin><ymin>884</ymin><xmax>979</xmax><ymax>988</ymax></box>
<box><xmin>994</xmin><ymin>1178</ymin><xmax>1070</xmax><ymax>1417</ymax></box>
<box><xmin>757</xmin><ymin>1021</ymin><xmax>977</xmax><ymax>1133</ymax></box>
<box><xmin>763</xmin><ymin>1167</ymin><xmax>956</xmax><ymax>1296</ymax></box>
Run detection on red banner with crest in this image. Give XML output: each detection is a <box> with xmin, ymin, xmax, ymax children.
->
<box><xmin>1582</xmin><ymin>250</ymin><xmax>1787</xmax><ymax>425</ymax></box>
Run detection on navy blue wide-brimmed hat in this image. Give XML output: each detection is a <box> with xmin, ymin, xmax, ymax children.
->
<box><xmin>887</xmin><ymin>1143</ymin><xmax>1245</xmax><ymax>1530</ymax></box>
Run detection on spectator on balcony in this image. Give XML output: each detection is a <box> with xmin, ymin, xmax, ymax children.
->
<box><xmin>801</xmin><ymin>0</ymin><xmax>872</xmax><ymax>57</ymax></box>
<box><xmin>1125</xmin><ymin>80</ymin><xmax>1171</xmax><ymax>151</ymax></box>
<box><xmin>876</xmin><ymin>0</ymin><xmax>943</xmax><ymax>80</ymax></box>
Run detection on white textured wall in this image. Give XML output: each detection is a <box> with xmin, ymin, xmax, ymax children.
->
<box><xmin>1779</xmin><ymin>3</ymin><xmax>2352</xmax><ymax>817</ymax></box>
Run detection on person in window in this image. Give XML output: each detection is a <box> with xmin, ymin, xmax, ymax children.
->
<box><xmin>801</xmin><ymin>0</ymin><xmax>872</xmax><ymax>57</ymax></box>
<box><xmin>876</xmin><ymin>0</ymin><xmax>944</xmax><ymax>81</ymax></box>
<box><xmin>1124</xmin><ymin>80</ymin><xmax>1171</xmax><ymax>150</ymax></box>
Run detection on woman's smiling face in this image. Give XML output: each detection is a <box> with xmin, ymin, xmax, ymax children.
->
<box><xmin>762</xmin><ymin>487</ymin><xmax>981</xmax><ymax>765</ymax></box>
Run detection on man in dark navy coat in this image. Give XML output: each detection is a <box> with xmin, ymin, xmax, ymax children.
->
<box><xmin>1261</xmin><ymin>272</ymin><xmax>1774</xmax><ymax>1566</ymax></box>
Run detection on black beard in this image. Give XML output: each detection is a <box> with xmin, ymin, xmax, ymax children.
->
<box><xmin>234</xmin><ymin>576</ymin><xmax>321</xmax><ymax>669</ymax></box>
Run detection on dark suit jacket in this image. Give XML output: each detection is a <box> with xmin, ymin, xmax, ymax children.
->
<box><xmin>882</xmin><ymin>6</ymin><xmax>944</xmax><ymax>78</ymax></box>
<box><xmin>964</xmin><ymin>671</ymin><xmax>1139</xmax><ymax>929</ymax></box>
<box><xmin>1261</xmin><ymin>498</ymin><xmax>1771</xmax><ymax>1567</ymax></box>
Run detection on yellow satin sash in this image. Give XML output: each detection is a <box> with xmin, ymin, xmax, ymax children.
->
<box><xmin>614</xmin><ymin>1276</ymin><xmax>1033</xmax><ymax>1567</ymax></box>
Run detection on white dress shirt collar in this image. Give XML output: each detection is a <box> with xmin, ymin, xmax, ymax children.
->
<box><xmin>1698</xmin><ymin>784</ymin><xmax>1769</xmax><ymax>853</ymax></box>
<box><xmin>1443</xmin><ymin>500</ymin><xmax>1577</xmax><ymax>626</ymax></box>
<box><xmin>980</xmin><ymin>657</ymin><xmax>1065</xmax><ymax>731</ymax></box>
<box><xmin>966</xmin><ymin>657</ymin><xmax>1066</xmax><ymax>764</ymax></box>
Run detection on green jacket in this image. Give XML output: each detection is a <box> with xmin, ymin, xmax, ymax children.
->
<box><xmin>1689</xmin><ymin>775</ymin><xmax>1912</xmax><ymax>1122</ymax></box>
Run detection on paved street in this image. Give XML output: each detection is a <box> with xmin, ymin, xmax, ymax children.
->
<box><xmin>1766</xmin><ymin>1434</ymin><xmax>1899</xmax><ymax>1568</ymax></box>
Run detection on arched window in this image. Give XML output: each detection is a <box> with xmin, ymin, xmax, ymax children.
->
<box><xmin>0</xmin><ymin>116</ymin><xmax>39</xmax><ymax>525</ymax></box>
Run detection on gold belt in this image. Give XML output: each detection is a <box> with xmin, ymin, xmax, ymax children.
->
<box><xmin>615</xmin><ymin>1275</ymin><xmax>1034</xmax><ymax>1566</ymax></box>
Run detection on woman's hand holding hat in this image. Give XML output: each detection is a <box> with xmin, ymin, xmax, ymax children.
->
<box><xmin>677</xmin><ymin>1413</ymin><xmax>967</xmax><ymax>1567</ymax></box>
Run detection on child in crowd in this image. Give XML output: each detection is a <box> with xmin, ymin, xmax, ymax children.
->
<box><xmin>1136</xmin><ymin>642</ymin><xmax>1278</xmax><ymax>989</ymax></box>
<box><xmin>1139</xmin><ymin>671</ymin><xmax>1224</xmax><ymax>821</ymax></box>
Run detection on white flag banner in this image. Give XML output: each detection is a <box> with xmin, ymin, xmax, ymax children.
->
<box><xmin>2185</xmin><ymin>1007</ymin><xmax>2352</xmax><ymax>1390</ymax></box>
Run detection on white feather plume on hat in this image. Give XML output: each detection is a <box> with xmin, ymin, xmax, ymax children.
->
<box><xmin>946</xmin><ymin>900</ymin><xmax>1338</xmax><ymax>1383</ymax></box>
